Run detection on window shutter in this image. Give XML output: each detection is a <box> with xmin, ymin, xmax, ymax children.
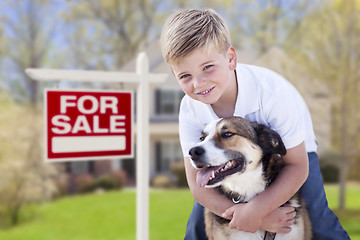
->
<box><xmin>155</xmin><ymin>89</ymin><xmax>161</xmax><ymax>114</ymax></box>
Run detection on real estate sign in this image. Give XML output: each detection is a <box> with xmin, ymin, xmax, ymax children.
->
<box><xmin>45</xmin><ymin>89</ymin><xmax>133</xmax><ymax>162</ymax></box>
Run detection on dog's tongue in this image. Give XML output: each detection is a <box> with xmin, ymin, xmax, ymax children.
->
<box><xmin>196</xmin><ymin>166</ymin><xmax>223</xmax><ymax>187</ymax></box>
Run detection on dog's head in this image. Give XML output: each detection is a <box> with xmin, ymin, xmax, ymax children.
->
<box><xmin>189</xmin><ymin>116</ymin><xmax>286</xmax><ymax>188</ymax></box>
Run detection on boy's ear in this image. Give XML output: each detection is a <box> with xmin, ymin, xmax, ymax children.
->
<box><xmin>227</xmin><ymin>46</ymin><xmax>237</xmax><ymax>70</ymax></box>
<box><xmin>250</xmin><ymin>122</ymin><xmax>287</xmax><ymax>156</ymax></box>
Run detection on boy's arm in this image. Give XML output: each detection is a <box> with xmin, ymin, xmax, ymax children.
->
<box><xmin>184</xmin><ymin>155</ymin><xmax>234</xmax><ymax>216</ymax></box>
<box><xmin>223</xmin><ymin>141</ymin><xmax>309</xmax><ymax>232</ymax></box>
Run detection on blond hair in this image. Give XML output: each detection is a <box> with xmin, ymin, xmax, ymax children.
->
<box><xmin>160</xmin><ymin>9</ymin><xmax>231</xmax><ymax>65</ymax></box>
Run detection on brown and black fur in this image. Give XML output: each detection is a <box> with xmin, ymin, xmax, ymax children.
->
<box><xmin>189</xmin><ymin>116</ymin><xmax>312</xmax><ymax>240</ymax></box>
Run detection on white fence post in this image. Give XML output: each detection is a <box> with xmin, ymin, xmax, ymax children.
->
<box><xmin>136</xmin><ymin>52</ymin><xmax>150</xmax><ymax>240</ymax></box>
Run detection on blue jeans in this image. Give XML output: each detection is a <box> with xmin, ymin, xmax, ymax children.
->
<box><xmin>184</xmin><ymin>152</ymin><xmax>350</xmax><ymax>240</ymax></box>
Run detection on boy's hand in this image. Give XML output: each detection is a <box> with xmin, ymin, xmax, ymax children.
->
<box><xmin>222</xmin><ymin>204</ymin><xmax>296</xmax><ymax>234</ymax></box>
<box><xmin>222</xmin><ymin>203</ymin><xmax>264</xmax><ymax>233</ymax></box>
<box><xmin>261</xmin><ymin>206</ymin><xmax>296</xmax><ymax>233</ymax></box>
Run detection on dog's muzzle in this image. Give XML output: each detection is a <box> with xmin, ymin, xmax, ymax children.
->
<box><xmin>189</xmin><ymin>146</ymin><xmax>206</xmax><ymax>168</ymax></box>
<box><xmin>189</xmin><ymin>146</ymin><xmax>246</xmax><ymax>187</ymax></box>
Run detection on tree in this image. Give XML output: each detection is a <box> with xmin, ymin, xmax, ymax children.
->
<box><xmin>0</xmin><ymin>93</ymin><xmax>57</xmax><ymax>227</ymax></box>
<box><xmin>59</xmin><ymin>0</ymin><xmax>239</xmax><ymax>71</ymax></box>
<box><xmin>288</xmin><ymin>0</ymin><xmax>360</xmax><ymax>209</ymax></box>
<box><xmin>226</xmin><ymin>0</ymin><xmax>314</xmax><ymax>53</ymax></box>
<box><xmin>0</xmin><ymin>0</ymin><xmax>58</xmax><ymax>104</ymax></box>
<box><xmin>60</xmin><ymin>0</ymin><xmax>164</xmax><ymax>70</ymax></box>
<box><xmin>0</xmin><ymin>1</ymin><xmax>61</xmax><ymax>226</ymax></box>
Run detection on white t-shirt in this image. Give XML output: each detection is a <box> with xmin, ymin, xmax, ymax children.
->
<box><xmin>178</xmin><ymin>64</ymin><xmax>317</xmax><ymax>157</ymax></box>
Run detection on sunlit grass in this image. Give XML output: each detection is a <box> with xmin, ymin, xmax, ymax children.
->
<box><xmin>325</xmin><ymin>183</ymin><xmax>360</xmax><ymax>240</ymax></box>
<box><xmin>0</xmin><ymin>189</ymin><xmax>194</xmax><ymax>240</ymax></box>
<box><xmin>0</xmin><ymin>185</ymin><xmax>358</xmax><ymax>239</ymax></box>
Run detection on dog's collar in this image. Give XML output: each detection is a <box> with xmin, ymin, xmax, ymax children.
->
<box><xmin>217</xmin><ymin>187</ymin><xmax>248</xmax><ymax>204</ymax></box>
<box><xmin>232</xmin><ymin>195</ymin><xmax>247</xmax><ymax>204</ymax></box>
<box><xmin>264</xmin><ymin>231</ymin><xmax>276</xmax><ymax>240</ymax></box>
<box><xmin>230</xmin><ymin>194</ymin><xmax>248</xmax><ymax>204</ymax></box>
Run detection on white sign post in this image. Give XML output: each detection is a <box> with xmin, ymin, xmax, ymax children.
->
<box><xmin>26</xmin><ymin>52</ymin><xmax>167</xmax><ymax>240</ymax></box>
<box><xmin>135</xmin><ymin>53</ymin><xmax>150</xmax><ymax>240</ymax></box>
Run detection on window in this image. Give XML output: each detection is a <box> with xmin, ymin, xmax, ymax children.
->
<box><xmin>69</xmin><ymin>161</ymin><xmax>94</xmax><ymax>174</ymax></box>
<box><xmin>155</xmin><ymin>89</ymin><xmax>184</xmax><ymax>116</ymax></box>
<box><xmin>156</xmin><ymin>140</ymin><xmax>183</xmax><ymax>172</ymax></box>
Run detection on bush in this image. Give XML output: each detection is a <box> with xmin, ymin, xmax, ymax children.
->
<box><xmin>75</xmin><ymin>174</ymin><xmax>95</xmax><ymax>193</ymax></box>
<box><xmin>95</xmin><ymin>175</ymin><xmax>117</xmax><ymax>190</ymax></box>
<box><xmin>170</xmin><ymin>161</ymin><xmax>188</xmax><ymax>188</ymax></box>
<box><xmin>0</xmin><ymin>97</ymin><xmax>59</xmax><ymax>227</ymax></box>
<box><xmin>320</xmin><ymin>165</ymin><xmax>339</xmax><ymax>183</ymax></box>
<box><xmin>53</xmin><ymin>175</ymin><xmax>69</xmax><ymax>197</ymax></box>
<box><xmin>109</xmin><ymin>170</ymin><xmax>127</xmax><ymax>189</ymax></box>
<box><xmin>151</xmin><ymin>174</ymin><xmax>174</xmax><ymax>188</ymax></box>
<box><xmin>319</xmin><ymin>152</ymin><xmax>340</xmax><ymax>183</ymax></box>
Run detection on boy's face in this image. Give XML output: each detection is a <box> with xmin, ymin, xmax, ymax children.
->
<box><xmin>171</xmin><ymin>46</ymin><xmax>237</xmax><ymax>106</ymax></box>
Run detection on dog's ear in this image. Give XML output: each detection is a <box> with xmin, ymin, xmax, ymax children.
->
<box><xmin>250</xmin><ymin>122</ymin><xmax>286</xmax><ymax>156</ymax></box>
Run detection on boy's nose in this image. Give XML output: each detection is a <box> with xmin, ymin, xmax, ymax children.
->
<box><xmin>193</xmin><ymin>75</ymin><xmax>207</xmax><ymax>89</ymax></box>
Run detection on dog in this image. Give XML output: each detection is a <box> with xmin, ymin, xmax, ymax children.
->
<box><xmin>188</xmin><ymin>116</ymin><xmax>312</xmax><ymax>240</ymax></box>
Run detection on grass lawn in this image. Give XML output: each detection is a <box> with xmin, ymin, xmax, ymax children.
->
<box><xmin>325</xmin><ymin>184</ymin><xmax>360</xmax><ymax>240</ymax></box>
<box><xmin>0</xmin><ymin>189</ymin><xmax>194</xmax><ymax>240</ymax></box>
<box><xmin>0</xmin><ymin>185</ymin><xmax>359</xmax><ymax>239</ymax></box>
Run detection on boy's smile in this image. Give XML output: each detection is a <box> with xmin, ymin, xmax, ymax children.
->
<box><xmin>171</xmin><ymin>46</ymin><xmax>238</xmax><ymax>117</ymax></box>
<box><xmin>197</xmin><ymin>86</ymin><xmax>215</xmax><ymax>96</ymax></box>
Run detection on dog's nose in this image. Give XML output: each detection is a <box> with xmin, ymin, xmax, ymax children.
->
<box><xmin>189</xmin><ymin>146</ymin><xmax>205</xmax><ymax>160</ymax></box>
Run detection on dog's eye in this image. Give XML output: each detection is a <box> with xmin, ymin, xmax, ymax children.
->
<box><xmin>199</xmin><ymin>136</ymin><xmax>206</xmax><ymax>141</ymax></box>
<box><xmin>221</xmin><ymin>132</ymin><xmax>235</xmax><ymax>138</ymax></box>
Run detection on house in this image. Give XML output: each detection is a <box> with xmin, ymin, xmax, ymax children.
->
<box><xmin>251</xmin><ymin>47</ymin><xmax>332</xmax><ymax>154</ymax></box>
<box><xmin>63</xmin><ymin>42</ymin><xmax>332</xmax><ymax>189</ymax></box>
<box><xmin>63</xmin><ymin>41</ymin><xmax>184</xmax><ymax>188</ymax></box>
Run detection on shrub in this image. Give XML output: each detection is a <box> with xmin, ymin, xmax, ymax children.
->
<box><xmin>95</xmin><ymin>175</ymin><xmax>117</xmax><ymax>190</ymax></box>
<box><xmin>170</xmin><ymin>161</ymin><xmax>188</xmax><ymax>188</ymax></box>
<box><xmin>0</xmin><ymin>102</ymin><xmax>58</xmax><ymax>227</ymax></box>
<box><xmin>151</xmin><ymin>174</ymin><xmax>174</xmax><ymax>188</ymax></box>
<box><xmin>0</xmin><ymin>159</ymin><xmax>58</xmax><ymax>227</ymax></box>
<box><xmin>319</xmin><ymin>152</ymin><xmax>340</xmax><ymax>183</ymax></box>
<box><xmin>75</xmin><ymin>174</ymin><xmax>95</xmax><ymax>193</ymax></box>
<box><xmin>109</xmin><ymin>170</ymin><xmax>127</xmax><ymax>189</ymax></box>
<box><xmin>53</xmin><ymin>175</ymin><xmax>69</xmax><ymax>197</ymax></box>
<box><xmin>320</xmin><ymin>165</ymin><xmax>339</xmax><ymax>183</ymax></box>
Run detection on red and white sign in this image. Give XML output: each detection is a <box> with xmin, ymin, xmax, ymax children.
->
<box><xmin>45</xmin><ymin>89</ymin><xmax>133</xmax><ymax>161</ymax></box>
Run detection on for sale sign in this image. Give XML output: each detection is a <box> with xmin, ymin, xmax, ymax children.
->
<box><xmin>45</xmin><ymin>89</ymin><xmax>133</xmax><ymax>162</ymax></box>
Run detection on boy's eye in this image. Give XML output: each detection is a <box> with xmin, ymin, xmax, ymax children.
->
<box><xmin>180</xmin><ymin>74</ymin><xmax>191</xmax><ymax>80</ymax></box>
<box><xmin>203</xmin><ymin>65</ymin><xmax>213</xmax><ymax>71</ymax></box>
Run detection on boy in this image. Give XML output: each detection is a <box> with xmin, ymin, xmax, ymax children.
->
<box><xmin>160</xmin><ymin>9</ymin><xmax>350</xmax><ymax>240</ymax></box>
